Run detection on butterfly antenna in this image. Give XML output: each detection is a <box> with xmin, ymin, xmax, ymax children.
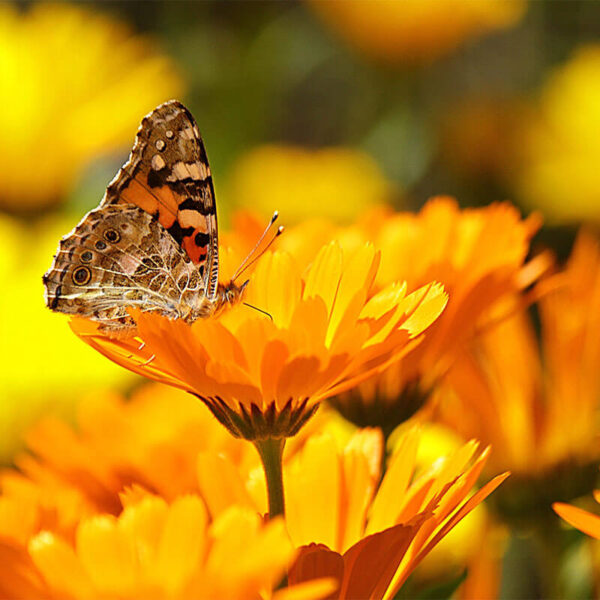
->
<box><xmin>232</xmin><ymin>211</ymin><xmax>283</xmax><ymax>282</ymax></box>
<box><xmin>243</xmin><ymin>302</ymin><xmax>273</xmax><ymax>321</ymax></box>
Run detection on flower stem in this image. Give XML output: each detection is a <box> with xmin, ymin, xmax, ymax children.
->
<box><xmin>254</xmin><ymin>437</ymin><xmax>286</xmax><ymax>519</ymax></box>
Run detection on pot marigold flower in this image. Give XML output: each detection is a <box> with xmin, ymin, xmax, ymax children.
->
<box><xmin>0</xmin><ymin>3</ymin><xmax>183</xmax><ymax>211</ymax></box>
<box><xmin>197</xmin><ymin>426</ymin><xmax>508</xmax><ymax>599</ymax></box>
<box><xmin>72</xmin><ymin>242</ymin><xmax>447</xmax><ymax>441</ymax></box>
<box><xmin>71</xmin><ymin>241</ymin><xmax>446</xmax><ymax>519</ymax></box>
<box><xmin>275</xmin><ymin>198</ymin><xmax>547</xmax><ymax>434</ymax></box>
<box><xmin>437</xmin><ymin>231</ymin><xmax>600</xmax><ymax>517</ymax></box>
<box><xmin>307</xmin><ymin>0</ymin><xmax>526</xmax><ymax>65</ymax></box>
<box><xmin>28</xmin><ymin>497</ymin><xmax>296</xmax><ymax>600</ymax></box>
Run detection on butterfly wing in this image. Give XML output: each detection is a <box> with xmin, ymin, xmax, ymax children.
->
<box><xmin>43</xmin><ymin>204</ymin><xmax>207</xmax><ymax>330</ymax></box>
<box><xmin>102</xmin><ymin>100</ymin><xmax>219</xmax><ymax>299</ymax></box>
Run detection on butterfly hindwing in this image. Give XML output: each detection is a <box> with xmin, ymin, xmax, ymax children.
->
<box><xmin>102</xmin><ymin>100</ymin><xmax>219</xmax><ymax>299</ymax></box>
<box><xmin>43</xmin><ymin>205</ymin><xmax>207</xmax><ymax>329</ymax></box>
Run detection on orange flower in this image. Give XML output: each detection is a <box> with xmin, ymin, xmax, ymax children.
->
<box><xmin>0</xmin><ymin>385</ymin><xmax>250</xmax><ymax>547</ymax></box>
<box><xmin>198</xmin><ymin>425</ymin><xmax>507</xmax><ymax>599</ymax></box>
<box><xmin>273</xmin><ymin>198</ymin><xmax>547</xmax><ymax>432</ymax></box>
<box><xmin>28</xmin><ymin>497</ymin><xmax>297</xmax><ymax>600</ymax></box>
<box><xmin>0</xmin><ymin>384</ymin><xmax>346</xmax><ymax>544</ymax></box>
<box><xmin>72</xmin><ymin>242</ymin><xmax>447</xmax><ymax>441</ymax></box>
<box><xmin>437</xmin><ymin>231</ymin><xmax>600</xmax><ymax>515</ymax></box>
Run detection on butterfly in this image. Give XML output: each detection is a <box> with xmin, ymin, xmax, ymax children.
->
<box><xmin>44</xmin><ymin>100</ymin><xmax>280</xmax><ymax>333</ymax></box>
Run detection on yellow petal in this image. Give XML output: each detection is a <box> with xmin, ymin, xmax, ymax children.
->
<box><xmin>303</xmin><ymin>241</ymin><xmax>343</xmax><ymax>316</ymax></box>
<box><xmin>367</xmin><ymin>427</ymin><xmax>420</xmax><ymax>535</ymax></box>
<box><xmin>154</xmin><ymin>495</ymin><xmax>208</xmax><ymax>594</ymax></box>
<box><xmin>29</xmin><ymin>531</ymin><xmax>94</xmax><ymax>598</ymax></box>
<box><xmin>197</xmin><ymin>452</ymin><xmax>256</xmax><ymax>517</ymax></box>
<box><xmin>76</xmin><ymin>513</ymin><xmax>138</xmax><ymax>594</ymax></box>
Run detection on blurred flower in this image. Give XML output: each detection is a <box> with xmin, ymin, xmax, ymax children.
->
<box><xmin>0</xmin><ymin>384</ymin><xmax>247</xmax><ymax>539</ymax></box>
<box><xmin>28</xmin><ymin>497</ymin><xmax>295</xmax><ymax>600</ymax></box>
<box><xmin>199</xmin><ymin>425</ymin><xmax>508</xmax><ymax>599</ymax></box>
<box><xmin>0</xmin><ymin>215</ymin><xmax>131</xmax><ymax>462</ymax></box>
<box><xmin>0</xmin><ymin>2</ymin><xmax>183</xmax><ymax>211</ymax></box>
<box><xmin>276</xmin><ymin>198</ymin><xmax>546</xmax><ymax>433</ymax></box>
<box><xmin>307</xmin><ymin>0</ymin><xmax>525</xmax><ymax>65</ymax></box>
<box><xmin>515</xmin><ymin>45</ymin><xmax>600</xmax><ymax>223</ymax></box>
<box><xmin>437</xmin><ymin>231</ymin><xmax>600</xmax><ymax>520</ymax></box>
<box><xmin>72</xmin><ymin>242</ymin><xmax>447</xmax><ymax>441</ymax></box>
<box><xmin>227</xmin><ymin>145</ymin><xmax>394</xmax><ymax>224</ymax></box>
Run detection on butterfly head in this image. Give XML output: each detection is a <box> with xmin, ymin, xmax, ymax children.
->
<box><xmin>215</xmin><ymin>279</ymin><xmax>249</xmax><ymax>313</ymax></box>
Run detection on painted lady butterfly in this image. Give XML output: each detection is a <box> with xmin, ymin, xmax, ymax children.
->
<box><xmin>44</xmin><ymin>100</ymin><xmax>278</xmax><ymax>332</ymax></box>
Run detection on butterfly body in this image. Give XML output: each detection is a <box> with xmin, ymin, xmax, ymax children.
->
<box><xmin>44</xmin><ymin>100</ymin><xmax>244</xmax><ymax>332</ymax></box>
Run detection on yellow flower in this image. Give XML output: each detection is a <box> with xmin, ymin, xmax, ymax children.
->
<box><xmin>0</xmin><ymin>2</ymin><xmax>183</xmax><ymax>211</ymax></box>
<box><xmin>198</xmin><ymin>425</ymin><xmax>507</xmax><ymax>599</ymax></box>
<box><xmin>307</xmin><ymin>0</ymin><xmax>525</xmax><ymax>64</ymax></box>
<box><xmin>28</xmin><ymin>497</ymin><xmax>295</xmax><ymax>600</ymax></box>
<box><xmin>516</xmin><ymin>45</ymin><xmax>600</xmax><ymax>223</ymax></box>
<box><xmin>437</xmin><ymin>231</ymin><xmax>600</xmax><ymax>512</ymax></box>
<box><xmin>272</xmin><ymin>198</ymin><xmax>547</xmax><ymax>433</ymax></box>
<box><xmin>226</xmin><ymin>145</ymin><xmax>394</xmax><ymax>224</ymax></box>
<box><xmin>72</xmin><ymin>242</ymin><xmax>447</xmax><ymax>440</ymax></box>
<box><xmin>0</xmin><ymin>216</ymin><xmax>131</xmax><ymax>462</ymax></box>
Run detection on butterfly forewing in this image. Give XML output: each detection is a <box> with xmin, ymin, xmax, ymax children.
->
<box><xmin>102</xmin><ymin>100</ymin><xmax>219</xmax><ymax>299</ymax></box>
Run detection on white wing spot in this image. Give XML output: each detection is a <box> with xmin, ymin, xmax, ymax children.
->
<box><xmin>155</xmin><ymin>139</ymin><xmax>166</xmax><ymax>151</ymax></box>
<box><xmin>151</xmin><ymin>154</ymin><xmax>166</xmax><ymax>170</ymax></box>
<box><xmin>165</xmin><ymin>130</ymin><xmax>174</xmax><ymax>139</ymax></box>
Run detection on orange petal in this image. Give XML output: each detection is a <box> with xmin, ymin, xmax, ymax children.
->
<box><xmin>553</xmin><ymin>502</ymin><xmax>600</xmax><ymax>540</ymax></box>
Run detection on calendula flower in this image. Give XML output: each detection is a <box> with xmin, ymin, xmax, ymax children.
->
<box><xmin>72</xmin><ymin>242</ymin><xmax>446</xmax><ymax>518</ymax></box>
<box><xmin>198</xmin><ymin>425</ymin><xmax>508</xmax><ymax>599</ymax></box>
<box><xmin>226</xmin><ymin>145</ymin><xmax>394</xmax><ymax>224</ymax></box>
<box><xmin>275</xmin><ymin>198</ymin><xmax>546</xmax><ymax>434</ymax></box>
<box><xmin>0</xmin><ymin>384</ymin><xmax>252</xmax><ymax>541</ymax></box>
<box><xmin>0</xmin><ymin>2</ymin><xmax>183</xmax><ymax>211</ymax></box>
<box><xmin>0</xmin><ymin>216</ymin><xmax>131</xmax><ymax>462</ymax></box>
<box><xmin>27</xmin><ymin>497</ymin><xmax>296</xmax><ymax>600</ymax></box>
<box><xmin>438</xmin><ymin>231</ymin><xmax>600</xmax><ymax>487</ymax></box>
<box><xmin>72</xmin><ymin>242</ymin><xmax>446</xmax><ymax>442</ymax></box>
<box><xmin>434</xmin><ymin>229</ymin><xmax>600</xmax><ymax>598</ymax></box>
<box><xmin>307</xmin><ymin>0</ymin><xmax>525</xmax><ymax>65</ymax></box>
<box><xmin>515</xmin><ymin>45</ymin><xmax>600</xmax><ymax>223</ymax></box>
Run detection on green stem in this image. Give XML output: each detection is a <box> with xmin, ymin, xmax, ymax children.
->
<box><xmin>254</xmin><ymin>437</ymin><xmax>286</xmax><ymax>519</ymax></box>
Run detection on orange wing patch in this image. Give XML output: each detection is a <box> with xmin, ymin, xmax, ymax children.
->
<box><xmin>101</xmin><ymin>100</ymin><xmax>219</xmax><ymax>294</ymax></box>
